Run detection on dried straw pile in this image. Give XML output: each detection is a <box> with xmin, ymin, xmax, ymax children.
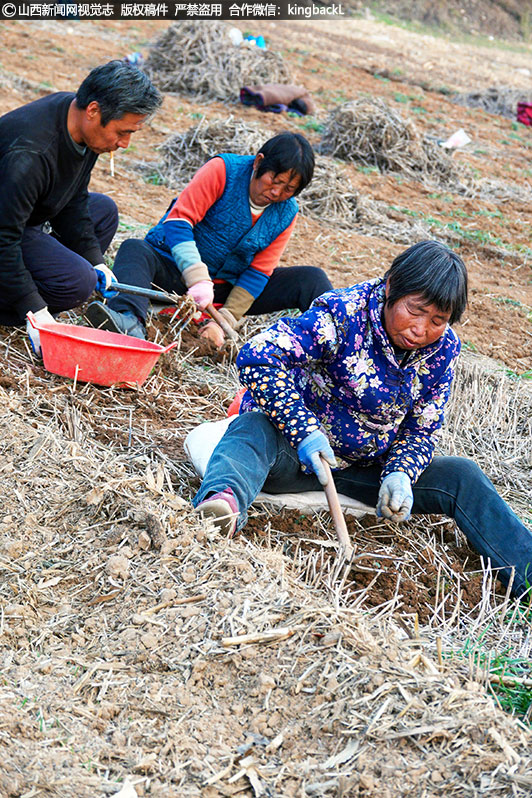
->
<box><xmin>300</xmin><ymin>157</ymin><xmax>434</xmax><ymax>240</ymax></box>
<box><xmin>159</xmin><ymin>116</ymin><xmax>267</xmax><ymax>190</ymax></box>
<box><xmin>0</xmin><ymin>64</ymin><xmax>33</xmax><ymax>93</ymax></box>
<box><xmin>144</xmin><ymin>21</ymin><xmax>290</xmax><ymax>101</ymax></box>
<box><xmin>0</xmin><ymin>353</ymin><xmax>532</xmax><ymax>795</ymax></box>
<box><xmin>443</xmin><ymin>353</ymin><xmax>532</xmax><ymax>520</ymax></box>
<box><xmin>320</xmin><ymin>98</ymin><xmax>468</xmax><ymax>190</ymax></box>
<box><xmin>473</xmin><ymin>177</ymin><xmax>532</xmax><ymax>205</ymax></box>
<box><xmin>453</xmin><ymin>86</ymin><xmax>532</xmax><ymax>119</ymax></box>
<box><xmin>355</xmin><ymin>195</ymin><xmax>434</xmax><ymax>243</ymax></box>
<box><xmin>1</xmin><ymin>315</ymin><xmax>532</xmax><ymax>795</ymax></box>
<box><xmin>297</xmin><ymin>155</ymin><xmax>361</xmax><ymax>226</ymax></box>
<box><xmin>301</xmin><ymin>157</ymin><xmax>435</xmax><ymax>238</ymax></box>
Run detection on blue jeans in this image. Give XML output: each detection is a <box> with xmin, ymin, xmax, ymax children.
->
<box><xmin>193</xmin><ymin>412</ymin><xmax>532</xmax><ymax>597</ymax></box>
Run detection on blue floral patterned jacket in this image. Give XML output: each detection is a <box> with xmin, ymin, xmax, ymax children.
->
<box><xmin>236</xmin><ymin>278</ymin><xmax>461</xmax><ymax>483</ymax></box>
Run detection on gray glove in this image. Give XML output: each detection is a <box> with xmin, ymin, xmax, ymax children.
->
<box><xmin>376</xmin><ymin>471</ymin><xmax>413</xmax><ymax>522</ymax></box>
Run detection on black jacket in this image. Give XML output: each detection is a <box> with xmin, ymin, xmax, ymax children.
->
<box><xmin>0</xmin><ymin>92</ymin><xmax>102</xmax><ymax>316</ymax></box>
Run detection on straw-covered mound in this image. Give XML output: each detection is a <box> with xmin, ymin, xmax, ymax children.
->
<box><xmin>1</xmin><ymin>364</ymin><xmax>532</xmax><ymax>797</ymax></box>
<box><xmin>303</xmin><ymin>156</ymin><xmax>430</xmax><ymax>237</ymax></box>
<box><xmin>443</xmin><ymin>354</ymin><xmax>532</xmax><ymax>521</ymax></box>
<box><xmin>144</xmin><ymin>21</ymin><xmax>290</xmax><ymax>101</ymax></box>
<box><xmin>299</xmin><ymin>154</ymin><xmax>361</xmax><ymax>226</ymax></box>
<box><xmin>473</xmin><ymin>177</ymin><xmax>532</xmax><ymax>205</ymax></box>
<box><xmin>320</xmin><ymin>97</ymin><xmax>469</xmax><ymax>190</ymax></box>
<box><xmin>159</xmin><ymin>115</ymin><xmax>267</xmax><ymax>190</ymax></box>
<box><xmin>453</xmin><ymin>86</ymin><xmax>532</xmax><ymax>119</ymax></box>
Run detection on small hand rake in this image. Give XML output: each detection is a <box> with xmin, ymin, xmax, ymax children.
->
<box><xmin>112</xmin><ymin>282</ymin><xmax>197</xmax><ymax>335</ymax></box>
<box><xmin>112</xmin><ymin>283</ymin><xmax>238</xmax><ymax>341</ymax></box>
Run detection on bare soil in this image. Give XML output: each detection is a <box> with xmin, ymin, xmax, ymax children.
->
<box><xmin>1</xmin><ymin>16</ymin><xmax>530</xmax><ymax>370</ymax></box>
<box><xmin>360</xmin><ymin>0</ymin><xmax>530</xmax><ymax>42</ymax></box>
<box><xmin>0</xmin><ymin>13</ymin><xmax>531</xmax><ymax>798</ymax></box>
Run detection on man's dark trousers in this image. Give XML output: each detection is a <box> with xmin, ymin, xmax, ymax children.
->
<box><xmin>0</xmin><ymin>192</ymin><xmax>118</xmax><ymax>325</ymax></box>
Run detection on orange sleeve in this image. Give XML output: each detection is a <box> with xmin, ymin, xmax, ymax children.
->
<box><xmin>165</xmin><ymin>157</ymin><xmax>226</xmax><ymax>225</ymax></box>
<box><xmin>249</xmin><ymin>214</ymin><xmax>298</xmax><ymax>276</ymax></box>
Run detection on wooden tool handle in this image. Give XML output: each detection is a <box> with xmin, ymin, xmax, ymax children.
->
<box><xmin>205</xmin><ymin>304</ymin><xmax>238</xmax><ymax>342</ymax></box>
<box><xmin>321</xmin><ymin>458</ymin><xmax>354</xmax><ymax>560</ymax></box>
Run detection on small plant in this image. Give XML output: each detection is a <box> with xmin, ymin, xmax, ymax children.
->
<box><xmin>424</xmin><ymin>215</ymin><xmax>445</xmax><ymax>227</ymax></box>
<box><xmin>502</xmin><ymin>367</ymin><xmax>532</xmax><ymax>381</ymax></box>
<box><xmin>118</xmin><ymin>220</ymin><xmax>150</xmax><ymax>234</ymax></box>
<box><xmin>446</xmin><ymin>208</ymin><xmax>470</xmax><ymax>219</ymax></box>
<box><xmin>390</xmin><ymin>205</ymin><xmax>419</xmax><ymax>217</ymax></box>
<box><xmin>475</xmin><ymin>208</ymin><xmax>503</xmax><ymax>219</ymax></box>
<box><xmin>144</xmin><ymin>171</ymin><xmax>165</xmax><ymax>186</ymax></box>
<box><xmin>485</xmin><ymin>651</ymin><xmax>532</xmax><ymax>720</ymax></box>
<box><xmin>299</xmin><ymin>117</ymin><xmax>324</xmax><ymax>133</ymax></box>
<box><xmin>357</xmin><ymin>165</ymin><xmax>380</xmax><ymax>175</ymax></box>
<box><xmin>332</xmin><ymin>91</ymin><xmax>349</xmax><ymax>104</ymax></box>
<box><xmin>495</xmin><ymin>296</ymin><xmax>523</xmax><ymax>308</ymax></box>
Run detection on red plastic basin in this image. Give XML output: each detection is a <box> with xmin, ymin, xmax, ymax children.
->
<box><xmin>27</xmin><ymin>313</ymin><xmax>178</xmax><ymax>387</ymax></box>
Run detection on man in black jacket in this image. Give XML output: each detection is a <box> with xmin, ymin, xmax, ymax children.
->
<box><xmin>0</xmin><ymin>60</ymin><xmax>162</xmax><ymax>354</ymax></box>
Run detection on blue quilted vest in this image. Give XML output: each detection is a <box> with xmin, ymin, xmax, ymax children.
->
<box><xmin>145</xmin><ymin>153</ymin><xmax>298</xmax><ymax>282</ymax></box>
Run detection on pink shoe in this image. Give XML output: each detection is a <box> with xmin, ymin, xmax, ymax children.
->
<box><xmin>196</xmin><ymin>489</ymin><xmax>238</xmax><ymax>537</ymax></box>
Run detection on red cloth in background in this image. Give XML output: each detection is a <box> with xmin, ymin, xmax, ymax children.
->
<box><xmin>517</xmin><ymin>102</ymin><xmax>532</xmax><ymax>126</ymax></box>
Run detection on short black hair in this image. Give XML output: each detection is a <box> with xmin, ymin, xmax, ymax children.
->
<box><xmin>255</xmin><ymin>132</ymin><xmax>314</xmax><ymax>195</ymax></box>
<box><xmin>384</xmin><ymin>240</ymin><xmax>468</xmax><ymax>324</ymax></box>
<box><xmin>76</xmin><ymin>60</ymin><xmax>162</xmax><ymax>126</ymax></box>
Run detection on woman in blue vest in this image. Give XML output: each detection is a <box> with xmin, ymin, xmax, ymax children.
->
<box><xmin>86</xmin><ymin>132</ymin><xmax>332</xmax><ymax>344</ymax></box>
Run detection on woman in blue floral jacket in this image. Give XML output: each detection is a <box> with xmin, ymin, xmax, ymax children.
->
<box><xmin>194</xmin><ymin>240</ymin><xmax>532</xmax><ymax>597</ymax></box>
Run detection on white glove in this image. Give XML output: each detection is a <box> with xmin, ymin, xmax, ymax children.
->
<box><xmin>26</xmin><ymin>307</ymin><xmax>57</xmax><ymax>357</ymax></box>
<box><xmin>376</xmin><ymin>471</ymin><xmax>413</xmax><ymax>522</ymax></box>
<box><xmin>94</xmin><ymin>263</ymin><xmax>118</xmax><ymax>298</ymax></box>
